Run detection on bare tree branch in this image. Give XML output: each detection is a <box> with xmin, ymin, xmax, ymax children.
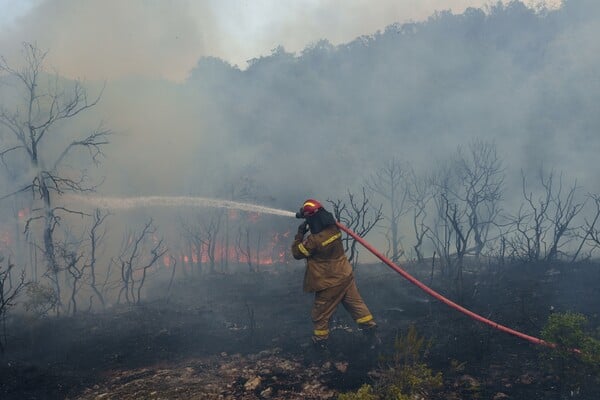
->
<box><xmin>329</xmin><ymin>187</ymin><xmax>383</xmax><ymax>265</ymax></box>
<box><xmin>0</xmin><ymin>42</ymin><xmax>111</xmax><ymax>298</ymax></box>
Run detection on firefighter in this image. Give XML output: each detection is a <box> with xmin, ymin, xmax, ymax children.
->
<box><xmin>291</xmin><ymin>199</ymin><xmax>379</xmax><ymax>352</ymax></box>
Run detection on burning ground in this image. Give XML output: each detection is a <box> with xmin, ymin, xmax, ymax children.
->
<box><xmin>1</xmin><ymin>260</ymin><xmax>599</xmax><ymax>399</ymax></box>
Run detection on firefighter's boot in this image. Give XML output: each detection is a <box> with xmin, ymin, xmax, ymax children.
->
<box><xmin>362</xmin><ymin>326</ymin><xmax>382</xmax><ymax>350</ymax></box>
<box><xmin>309</xmin><ymin>337</ymin><xmax>331</xmax><ymax>361</ymax></box>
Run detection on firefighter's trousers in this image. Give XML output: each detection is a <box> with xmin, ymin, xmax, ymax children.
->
<box><xmin>311</xmin><ymin>275</ymin><xmax>376</xmax><ymax>342</ymax></box>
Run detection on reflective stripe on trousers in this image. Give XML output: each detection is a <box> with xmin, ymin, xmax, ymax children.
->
<box><xmin>311</xmin><ymin>275</ymin><xmax>375</xmax><ymax>340</ymax></box>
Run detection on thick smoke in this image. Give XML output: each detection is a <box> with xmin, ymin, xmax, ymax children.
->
<box><xmin>0</xmin><ymin>1</ymin><xmax>561</xmax><ymax>79</ymax></box>
<box><xmin>1</xmin><ymin>0</ymin><xmax>599</xmax><ymax>262</ymax></box>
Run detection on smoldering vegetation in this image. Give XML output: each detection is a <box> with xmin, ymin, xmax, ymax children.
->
<box><xmin>1</xmin><ymin>1</ymin><xmax>600</xmax><ymax>399</ymax></box>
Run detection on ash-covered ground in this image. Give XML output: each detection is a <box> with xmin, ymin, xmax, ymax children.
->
<box><xmin>1</xmin><ymin>261</ymin><xmax>599</xmax><ymax>399</ymax></box>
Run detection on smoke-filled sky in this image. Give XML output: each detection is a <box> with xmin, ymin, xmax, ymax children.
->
<box><xmin>0</xmin><ymin>0</ymin><xmax>560</xmax><ymax>81</ymax></box>
<box><xmin>0</xmin><ymin>0</ymin><xmax>597</xmax><ymax>218</ymax></box>
<box><xmin>2</xmin><ymin>0</ymin><xmax>600</xmax><ymax>266</ymax></box>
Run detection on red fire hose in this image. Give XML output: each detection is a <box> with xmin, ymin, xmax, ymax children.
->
<box><xmin>336</xmin><ymin>222</ymin><xmax>579</xmax><ymax>352</ymax></box>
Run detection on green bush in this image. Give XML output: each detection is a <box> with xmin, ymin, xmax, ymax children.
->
<box><xmin>540</xmin><ymin>312</ymin><xmax>600</xmax><ymax>395</ymax></box>
<box><xmin>337</xmin><ymin>384</ymin><xmax>378</xmax><ymax>400</ymax></box>
<box><xmin>338</xmin><ymin>325</ymin><xmax>443</xmax><ymax>400</ymax></box>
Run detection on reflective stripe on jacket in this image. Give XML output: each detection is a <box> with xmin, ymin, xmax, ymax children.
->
<box><xmin>291</xmin><ymin>224</ymin><xmax>352</xmax><ymax>292</ymax></box>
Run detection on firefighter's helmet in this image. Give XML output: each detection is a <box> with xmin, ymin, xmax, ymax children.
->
<box><xmin>301</xmin><ymin>199</ymin><xmax>322</xmax><ymax>217</ymax></box>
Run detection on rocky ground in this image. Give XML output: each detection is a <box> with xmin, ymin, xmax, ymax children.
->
<box><xmin>1</xmin><ymin>261</ymin><xmax>599</xmax><ymax>399</ymax></box>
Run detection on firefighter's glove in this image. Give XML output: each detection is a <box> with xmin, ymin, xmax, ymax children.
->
<box><xmin>297</xmin><ymin>222</ymin><xmax>309</xmax><ymax>236</ymax></box>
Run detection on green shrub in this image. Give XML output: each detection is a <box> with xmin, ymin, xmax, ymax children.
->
<box><xmin>338</xmin><ymin>325</ymin><xmax>443</xmax><ymax>400</ymax></box>
<box><xmin>540</xmin><ymin>312</ymin><xmax>600</xmax><ymax>395</ymax></box>
<box><xmin>376</xmin><ymin>325</ymin><xmax>442</xmax><ymax>399</ymax></box>
<box><xmin>337</xmin><ymin>384</ymin><xmax>378</xmax><ymax>400</ymax></box>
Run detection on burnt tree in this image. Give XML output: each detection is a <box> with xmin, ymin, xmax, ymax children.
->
<box><xmin>367</xmin><ymin>158</ymin><xmax>410</xmax><ymax>263</ymax></box>
<box><xmin>202</xmin><ymin>212</ymin><xmax>223</xmax><ymax>273</ymax></box>
<box><xmin>88</xmin><ymin>209</ymin><xmax>109</xmax><ymax>308</ymax></box>
<box><xmin>452</xmin><ymin>140</ymin><xmax>504</xmax><ymax>259</ymax></box>
<box><xmin>0</xmin><ymin>257</ymin><xmax>26</xmax><ymax>354</ymax></box>
<box><xmin>0</xmin><ymin>43</ymin><xmax>111</xmax><ymax>312</ymax></box>
<box><xmin>506</xmin><ymin>169</ymin><xmax>583</xmax><ymax>262</ymax></box>
<box><xmin>426</xmin><ymin>140</ymin><xmax>503</xmax><ymax>298</ymax></box>
<box><xmin>179</xmin><ymin>216</ymin><xmax>206</xmax><ymax>275</ymax></box>
<box><xmin>406</xmin><ymin>169</ymin><xmax>433</xmax><ymax>263</ymax></box>
<box><xmin>427</xmin><ymin>163</ymin><xmax>454</xmax><ymax>276</ymax></box>
<box><xmin>236</xmin><ymin>225</ymin><xmax>254</xmax><ymax>271</ymax></box>
<box><xmin>117</xmin><ymin>219</ymin><xmax>167</xmax><ymax>305</ymax></box>
<box><xmin>574</xmin><ymin>194</ymin><xmax>600</xmax><ymax>261</ymax></box>
<box><xmin>328</xmin><ymin>187</ymin><xmax>383</xmax><ymax>266</ymax></box>
<box><xmin>236</xmin><ymin>224</ymin><xmax>265</xmax><ymax>272</ymax></box>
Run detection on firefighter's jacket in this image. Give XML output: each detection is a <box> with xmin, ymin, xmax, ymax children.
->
<box><xmin>291</xmin><ymin>224</ymin><xmax>353</xmax><ymax>292</ymax></box>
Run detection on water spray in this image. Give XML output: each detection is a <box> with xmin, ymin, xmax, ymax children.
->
<box><xmin>67</xmin><ymin>195</ymin><xmax>296</xmax><ymax>217</ymax></box>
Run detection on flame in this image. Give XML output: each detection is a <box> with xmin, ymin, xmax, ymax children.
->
<box><xmin>170</xmin><ymin>228</ymin><xmax>290</xmax><ymax>267</ymax></box>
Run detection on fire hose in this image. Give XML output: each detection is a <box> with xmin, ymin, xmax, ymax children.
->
<box><xmin>336</xmin><ymin>221</ymin><xmax>581</xmax><ymax>353</ymax></box>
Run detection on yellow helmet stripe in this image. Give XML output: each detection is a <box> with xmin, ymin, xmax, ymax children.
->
<box><xmin>304</xmin><ymin>201</ymin><xmax>317</xmax><ymax>208</ymax></box>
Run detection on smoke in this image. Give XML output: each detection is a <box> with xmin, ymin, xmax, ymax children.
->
<box><xmin>0</xmin><ymin>1</ymin><xmax>561</xmax><ymax>81</ymax></box>
<box><xmin>0</xmin><ymin>0</ymin><xmax>214</xmax><ymax>81</ymax></box>
<box><xmin>1</xmin><ymin>0</ymin><xmax>600</xmax><ymax>266</ymax></box>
